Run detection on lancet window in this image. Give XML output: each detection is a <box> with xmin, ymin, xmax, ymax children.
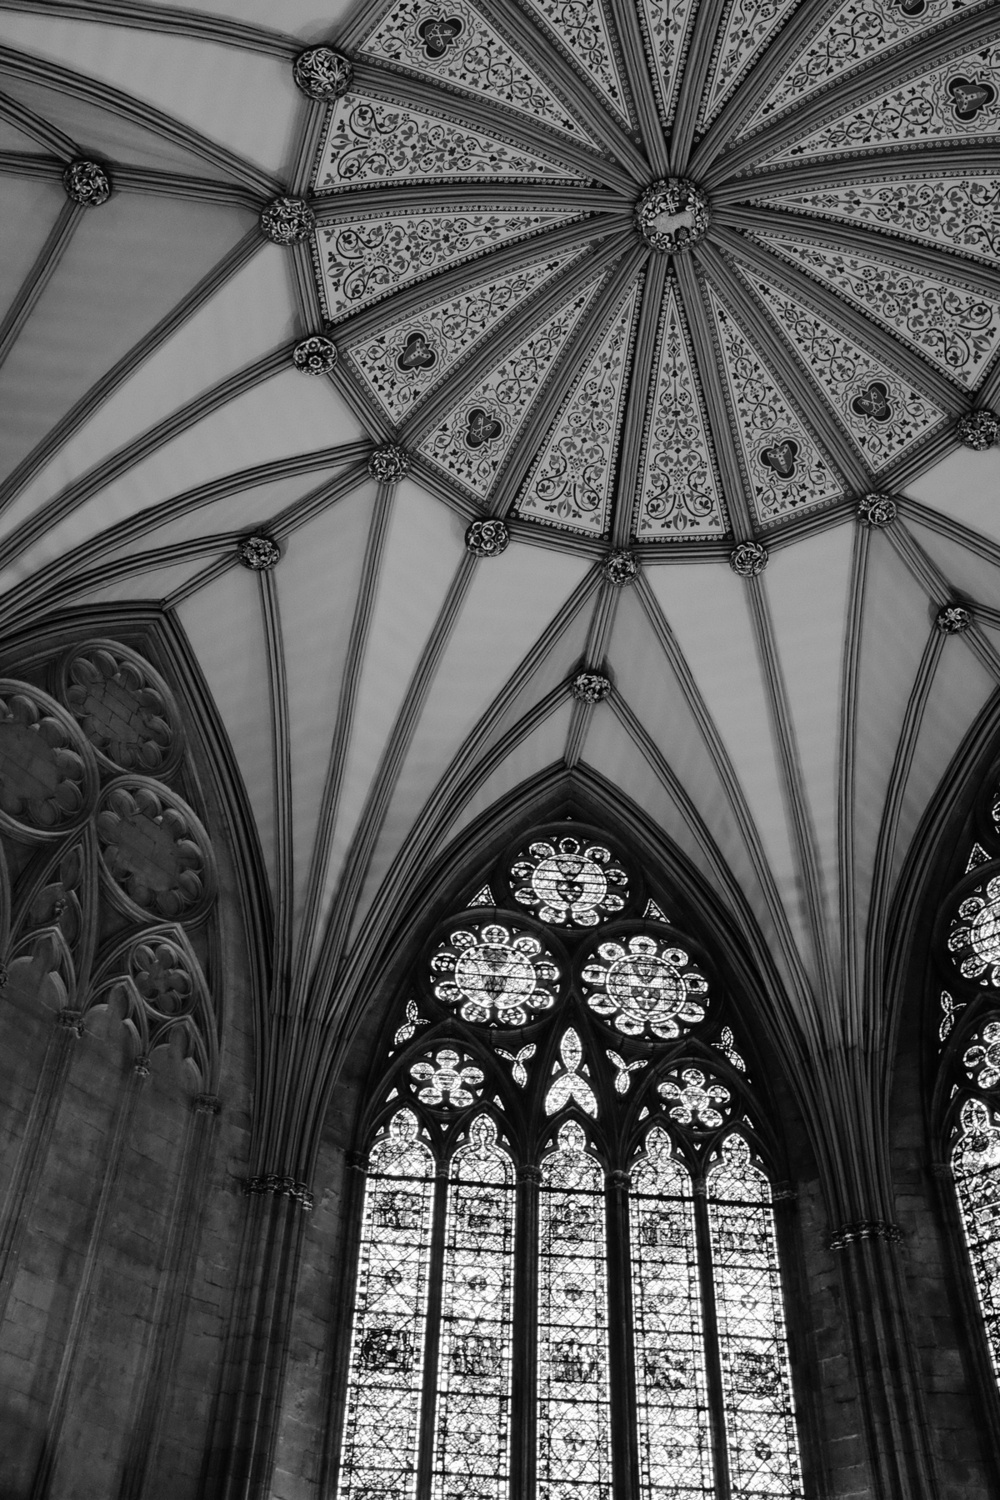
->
<box><xmin>336</xmin><ymin>825</ymin><xmax>804</xmax><ymax>1500</ymax></box>
<box><xmin>934</xmin><ymin>779</ymin><xmax>1000</xmax><ymax>1383</ymax></box>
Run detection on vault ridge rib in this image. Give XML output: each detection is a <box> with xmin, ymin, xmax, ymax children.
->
<box><xmin>710</xmin><ymin>5</ymin><xmax>1000</xmax><ymax>183</ymax></box>
<box><xmin>633</xmin><ymin>571</ymin><xmax>815</xmax><ymax>1011</ymax></box>
<box><xmin>293</xmin><ymin>551</ymin><xmax>479</xmax><ymax>1008</ymax></box>
<box><xmin>745</xmin><ymin>571</ymin><xmax>840</xmax><ymax>1008</ymax></box>
<box><xmin>0</xmin><ymin>449</ymin><xmax>371</xmax><ymax>634</ymax></box>
<box><xmin>0</xmin><ymin>41</ymin><xmax>283</xmax><ymax>195</ymax></box>
<box><xmin>0</xmin><ymin>0</ymin><xmax>301</xmax><ymax>56</ymax></box>
<box><xmin>290</xmin><ymin>480</ymin><xmax>398</xmax><ymax>1002</ymax></box>
<box><xmin>836</xmin><ymin>522</ymin><xmax>870</xmax><ymax>1048</ymax></box>
<box><xmin>258</xmin><ymin>568</ymin><xmax>294</xmax><ymax>989</ymax></box>
<box><xmin>0</xmin><ymin>197</ymin><xmax>82</xmax><ymax>373</ymax></box>
<box><xmin>0</xmin><ymin>228</ymin><xmax>262</xmax><ymax>516</ymax></box>
<box><xmin>0</xmin><ymin>85</ymin><xmax>78</xmax><ymax>156</ymax></box>
<box><xmin>0</xmin><ymin>347</ymin><xmax>289</xmax><ymax>572</ymax></box>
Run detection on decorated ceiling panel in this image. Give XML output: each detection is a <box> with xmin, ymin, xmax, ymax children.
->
<box><xmin>307</xmin><ymin>0</ymin><xmax>995</xmax><ymax>547</ymax></box>
<box><xmin>3</xmin><ymin>0</ymin><xmax>1000</xmax><ymax>1069</ymax></box>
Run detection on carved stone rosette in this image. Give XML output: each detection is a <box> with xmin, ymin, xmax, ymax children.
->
<box><xmin>603</xmin><ymin>550</ymin><xmax>639</xmax><ymax>585</ymax></box>
<box><xmin>465</xmin><ymin>518</ymin><xmax>510</xmax><ymax>557</ymax></box>
<box><xmin>936</xmin><ymin>603</ymin><xmax>972</xmax><ymax>635</ymax></box>
<box><xmin>634</xmin><ymin>179</ymin><xmax>710</xmax><ymax>253</ymax></box>
<box><xmin>368</xmin><ymin>444</ymin><xmax>411</xmax><ymax>482</ymax></box>
<box><xmin>292</xmin><ymin>335</ymin><xmax>337</xmax><ymax>374</ymax></box>
<box><xmin>957</xmin><ymin>409</ymin><xmax>1000</xmax><ymax>451</ymax></box>
<box><xmin>292</xmin><ymin>46</ymin><xmax>354</xmax><ymax>100</ymax></box>
<box><xmin>571</xmin><ymin>671</ymin><xmax>612</xmax><ymax>704</ymax></box>
<box><xmin>238</xmin><ymin>535</ymin><xmax>281</xmax><ymax>571</ymax></box>
<box><xmin>730</xmin><ymin>541</ymin><xmax>768</xmax><ymax>577</ymax></box>
<box><xmin>259</xmin><ymin>196</ymin><xmax>315</xmax><ymax>245</ymax></box>
<box><xmin>63</xmin><ymin>159</ymin><xmax>111</xmax><ymax>206</ymax></box>
<box><xmin>857</xmin><ymin>492</ymin><xmax>897</xmax><ymax>528</ymax></box>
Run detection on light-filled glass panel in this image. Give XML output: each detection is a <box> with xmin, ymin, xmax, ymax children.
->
<box><xmin>630</xmin><ymin>1128</ymin><xmax>713</xmax><ymax>1500</ymax></box>
<box><xmin>340</xmin><ymin>1111</ymin><xmax>435</xmax><ymax>1500</ymax></box>
<box><xmin>538</xmin><ymin>1120</ymin><xmax>612</xmax><ymax>1500</ymax></box>
<box><xmin>707</xmin><ymin>1136</ymin><xmax>803</xmax><ymax>1500</ymax></box>
<box><xmin>953</xmin><ymin>1097</ymin><xmax>1000</xmax><ymax>1378</ymax></box>
<box><xmin>433</xmin><ymin>1116</ymin><xmax>516</xmax><ymax>1500</ymax></box>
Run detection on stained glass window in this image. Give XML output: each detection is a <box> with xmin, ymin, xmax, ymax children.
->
<box><xmin>952</xmin><ymin>1099</ymin><xmax>1000</xmax><ymax>1380</ymax></box>
<box><xmin>338</xmin><ymin>827</ymin><xmax>805</xmax><ymax>1500</ymax></box>
<box><xmin>707</xmin><ymin>1137</ymin><xmax>802</xmax><ymax>1499</ymax></box>
<box><xmin>433</xmin><ymin>1117</ymin><xmax>516</xmax><ymax>1500</ymax></box>
<box><xmin>931</xmin><ymin>771</ymin><xmax>1000</xmax><ymax>1407</ymax></box>
<box><xmin>631</xmin><ymin>1128</ymin><xmax>713</xmax><ymax>1500</ymax></box>
<box><xmin>340</xmin><ymin>1111</ymin><xmax>435</xmax><ymax>1500</ymax></box>
<box><xmin>538</xmin><ymin>1121</ymin><xmax>612</xmax><ymax>1500</ymax></box>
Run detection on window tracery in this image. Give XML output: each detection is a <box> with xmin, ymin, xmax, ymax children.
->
<box><xmin>932</xmin><ymin>770</ymin><xmax>1000</xmax><ymax>1395</ymax></box>
<box><xmin>338</xmin><ymin>823</ymin><xmax>804</xmax><ymax>1500</ymax></box>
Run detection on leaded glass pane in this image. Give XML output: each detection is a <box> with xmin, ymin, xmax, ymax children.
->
<box><xmin>707</xmin><ymin>1136</ymin><xmax>803</xmax><ymax>1500</ymax></box>
<box><xmin>538</xmin><ymin>1121</ymin><xmax>612</xmax><ymax>1500</ymax></box>
<box><xmin>953</xmin><ymin>1098</ymin><xmax>1000</xmax><ymax>1379</ymax></box>
<box><xmin>340</xmin><ymin>1111</ymin><xmax>435</xmax><ymax>1500</ymax></box>
<box><xmin>433</xmin><ymin>1116</ymin><xmax>516</xmax><ymax>1500</ymax></box>
<box><xmin>581</xmin><ymin>934</ymin><xmax>709</xmax><ymax>1040</ymax></box>
<box><xmin>429</xmin><ymin>920</ymin><xmax>561</xmax><ymax>1025</ymax></box>
<box><xmin>509</xmin><ymin>835</ymin><xmax>629</xmax><ymax>926</ymax></box>
<box><xmin>630</xmin><ymin>1127</ymin><xmax>713</xmax><ymax>1500</ymax></box>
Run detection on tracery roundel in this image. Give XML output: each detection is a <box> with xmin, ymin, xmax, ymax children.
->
<box><xmin>428</xmin><ymin>918</ymin><xmax>561</xmax><ymax>1024</ymax></box>
<box><xmin>508</xmin><ymin>833</ymin><xmax>629</xmax><ymax>926</ymax></box>
<box><xmin>580</xmin><ymin>930</ymin><xmax>710</xmax><ymax>1038</ymax></box>
<box><xmin>947</xmin><ymin>875</ymin><xmax>1000</xmax><ymax>984</ymax></box>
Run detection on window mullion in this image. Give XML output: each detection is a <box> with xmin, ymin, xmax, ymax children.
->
<box><xmin>694</xmin><ymin>1178</ymin><xmax>733</xmax><ymax>1500</ymax></box>
<box><xmin>511</xmin><ymin>1164</ymin><xmax>541</xmax><ymax>1500</ymax></box>
<box><xmin>416</xmin><ymin>1166</ymin><xmax>450</xmax><ymax>1500</ymax></box>
<box><xmin>606</xmin><ymin>1167</ymin><xmax>640</xmax><ymax>1500</ymax></box>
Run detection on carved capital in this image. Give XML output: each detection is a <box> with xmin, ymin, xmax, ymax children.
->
<box><xmin>517</xmin><ymin>1165</ymin><xmax>542</xmax><ymax>1185</ymax></box>
<box><xmin>244</xmin><ymin>1173</ymin><xmax>314</xmax><ymax>1211</ymax></box>
<box><xmin>56</xmin><ymin>1007</ymin><xmax>85</xmax><ymax>1038</ymax></box>
<box><xmin>828</xmin><ymin>1219</ymin><xmax>903</xmax><ymax>1251</ymax></box>
<box><xmin>193</xmin><ymin>1093</ymin><xmax>221</xmax><ymax>1116</ymax></box>
<box><xmin>607</xmin><ymin>1169</ymin><xmax>631</xmax><ymax>1191</ymax></box>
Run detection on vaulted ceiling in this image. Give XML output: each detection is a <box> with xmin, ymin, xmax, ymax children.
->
<box><xmin>2</xmin><ymin>0</ymin><xmax>1000</xmax><ymax>1100</ymax></box>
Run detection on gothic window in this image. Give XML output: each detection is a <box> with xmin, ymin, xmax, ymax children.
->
<box><xmin>934</xmin><ymin>780</ymin><xmax>1000</xmax><ymax>1386</ymax></box>
<box><xmin>336</xmin><ymin>826</ymin><xmax>804</xmax><ymax>1500</ymax></box>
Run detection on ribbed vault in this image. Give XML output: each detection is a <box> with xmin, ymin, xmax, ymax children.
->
<box><xmin>2</xmin><ymin>0</ymin><xmax>1000</xmax><ymax>1188</ymax></box>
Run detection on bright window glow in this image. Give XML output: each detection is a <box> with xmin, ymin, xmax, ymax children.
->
<box><xmin>953</xmin><ymin>1097</ymin><xmax>1000</xmax><ymax>1380</ymax></box>
<box><xmin>538</xmin><ymin>1120</ymin><xmax>612</xmax><ymax>1500</ymax></box>
<box><xmin>340</xmin><ymin>1110</ymin><xmax>435</xmax><ymax>1500</ymax></box>
<box><xmin>433</xmin><ymin>1116</ymin><xmax>516</xmax><ymax>1500</ymax></box>
<box><xmin>707</xmin><ymin>1136</ymin><xmax>803</xmax><ymax>1499</ymax></box>
<box><xmin>631</xmin><ymin>1126</ymin><xmax>713</xmax><ymax>1500</ymax></box>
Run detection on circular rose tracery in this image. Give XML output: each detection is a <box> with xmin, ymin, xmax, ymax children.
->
<box><xmin>429</xmin><ymin>920</ymin><xmax>560</xmax><ymax>1025</ymax></box>
<box><xmin>581</xmin><ymin>933</ymin><xmax>709</xmax><ymax>1038</ymax></box>
<box><xmin>509</xmin><ymin>835</ymin><xmax>629</xmax><ymax>926</ymax></box>
<box><xmin>0</xmin><ymin>685</ymin><xmax>97</xmax><ymax>838</ymax></box>
<box><xmin>948</xmin><ymin>876</ymin><xmax>1000</xmax><ymax>985</ymax></box>
<box><xmin>96</xmin><ymin>781</ymin><xmax>215</xmax><ymax>922</ymax></box>
<box><xmin>61</xmin><ymin>643</ymin><xmax>180</xmax><ymax>777</ymax></box>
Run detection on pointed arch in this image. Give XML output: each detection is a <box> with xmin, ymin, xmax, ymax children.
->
<box><xmin>330</xmin><ymin>800</ymin><xmax>808</xmax><ymax>1500</ymax></box>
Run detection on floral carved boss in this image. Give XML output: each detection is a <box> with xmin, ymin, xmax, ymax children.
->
<box><xmin>300</xmin><ymin>0</ymin><xmax>998</xmax><ymax>543</ymax></box>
